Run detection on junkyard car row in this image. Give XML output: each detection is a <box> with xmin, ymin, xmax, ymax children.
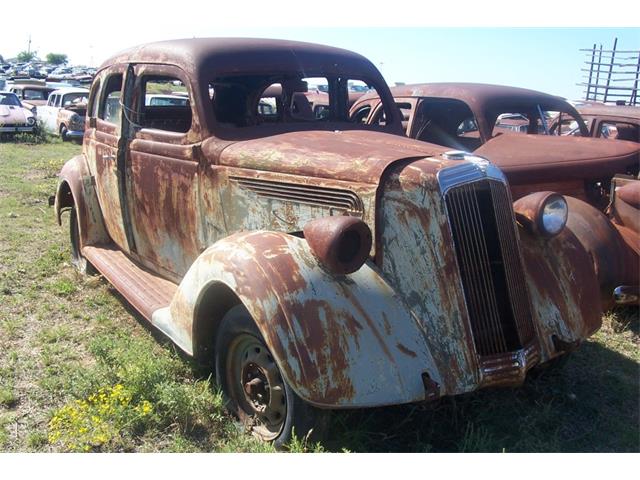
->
<box><xmin>44</xmin><ymin>38</ymin><xmax>639</xmax><ymax>446</ymax></box>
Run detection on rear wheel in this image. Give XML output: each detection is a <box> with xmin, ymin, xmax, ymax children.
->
<box><xmin>215</xmin><ymin>304</ymin><xmax>327</xmax><ymax>448</ymax></box>
<box><xmin>69</xmin><ymin>207</ymin><xmax>96</xmax><ymax>275</ymax></box>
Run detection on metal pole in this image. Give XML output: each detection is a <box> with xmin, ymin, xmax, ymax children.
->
<box><xmin>604</xmin><ymin>38</ymin><xmax>618</xmax><ymax>103</ymax></box>
<box><xmin>594</xmin><ymin>44</ymin><xmax>603</xmax><ymax>101</ymax></box>
<box><xmin>631</xmin><ymin>50</ymin><xmax>640</xmax><ymax>106</ymax></box>
<box><xmin>586</xmin><ymin>43</ymin><xmax>596</xmax><ymax>101</ymax></box>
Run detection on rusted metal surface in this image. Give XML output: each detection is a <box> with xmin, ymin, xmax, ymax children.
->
<box><xmin>574</xmin><ymin>103</ymin><xmax>640</xmax><ymax>141</ymax></box>
<box><xmin>55</xmin><ymin>154</ymin><xmax>109</xmax><ymax>249</ymax></box>
<box><xmin>56</xmin><ymin>38</ymin><xmax>608</xmax><ymax>411</ymax></box>
<box><xmin>519</xmin><ymin>226</ymin><xmax>603</xmax><ymax>358</ymax></box>
<box><xmin>157</xmin><ymin>231</ymin><xmax>442</xmax><ymax>407</ymax></box>
<box><xmin>303</xmin><ymin>216</ymin><xmax>372</xmax><ymax>275</ymax></box>
<box><xmin>616</xmin><ymin>180</ymin><xmax>640</xmax><ymax>209</ymax></box>
<box><xmin>352</xmin><ymin>83</ymin><xmax>640</xmax><ymax>206</ymax></box>
<box><xmin>564</xmin><ymin>196</ymin><xmax>638</xmax><ymax>309</ymax></box>
<box><xmin>513</xmin><ymin>191</ymin><xmax>564</xmax><ymax>237</ymax></box>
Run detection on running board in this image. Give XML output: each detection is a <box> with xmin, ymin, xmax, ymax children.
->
<box><xmin>82</xmin><ymin>245</ymin><xmax>178</xmax><ymax>321</ymax></box>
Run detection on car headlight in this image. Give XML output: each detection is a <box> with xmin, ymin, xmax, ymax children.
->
<box><xmin>71</xmin><ymin>113</ymin><xmax>80</xmax><ymax>123</ymax></box>
<box><xmin>541</xmin><ymin>195</ymin><xmax>568</xmax><ymax>236</ymax></box>
<box><xmin>26</xmin><ymin>116</ymin><xmax>36</xmax><ymax>126</ymax></box>
<box><xmin>514</xmin><ymin>191</ymin><xmax>568</xmax><ymax>238</ymax></box>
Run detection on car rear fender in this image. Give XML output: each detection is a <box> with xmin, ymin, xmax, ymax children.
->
<box><xmin>55</xmin><ymin>154</ymin><xmax>109</xmax><ymax>247</ymax></box>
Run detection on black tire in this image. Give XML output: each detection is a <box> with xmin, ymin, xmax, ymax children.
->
<box><xmin>69</xmin><ymin>207</ymin><xmax>96</xmax><ymax>275</ymax></box>
<box><xmin>215</xmin><ymin>304</ymin><xmax>328</xmax><ymax>449</ymax></box>
<box><xmin>60</xmin><ymin>124</ymin><xmax>69</xmax><ymax>141</ymax></box>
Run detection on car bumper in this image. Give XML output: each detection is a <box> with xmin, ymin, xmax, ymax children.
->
<box><xmin>0</xmin><ymin>126</ymin><xmax>35</xmax><ymax>133</ymax></box>
<box><xmin>65</xmin><ymin>130</ymin><xmax>84</xmax><ymax>139</ymax></box>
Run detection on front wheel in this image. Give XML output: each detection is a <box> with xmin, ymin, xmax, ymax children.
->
<box><xmin>60</xmin><ymin>124</ymin><xmax>69</xmax><ymax>141</ymax></box>
<box><xmin>215</xmin><ymin>305</ymin><xmax>328</xmax><ymax>448</ymax></box>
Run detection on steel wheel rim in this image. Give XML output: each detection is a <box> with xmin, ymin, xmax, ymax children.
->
<box><xmin>227</xmin><ymin>333</ymin><xmax>287</xmax><ymax>440</ymax></box>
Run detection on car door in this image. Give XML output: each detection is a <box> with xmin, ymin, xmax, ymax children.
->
<box><xmin>125</xmin><ymin>64</ymin><xmax>204</xmax><ymax>279</ymax></box>
<box><xmin>88</xmin><ymin>66</ymin><xmax>135</xmax><ymax>254</ymax></box>
<box><xmin>41</xmin><ymin>94</ymin><xmax>59</xmax><ymax>133</ymax></box>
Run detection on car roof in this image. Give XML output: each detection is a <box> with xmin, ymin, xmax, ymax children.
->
<box><xmin>378</xmin><ymin>82</ymin><xmax>573</xmax><ymax>113</ymax></box>
<box><xmin>574</xmin><ymin>102</ymin><xmax>640</xmax><ymax>119</ymax></box>
<box><xmin>99</xmin><ymin>37</ymin><xmax>382</xmax><ymax>80</ymax></box>
<box><xmin>51</xmin><ymin>87</ymin><xmax>90</xmax><ymax>95</ymax></box>
<box><xmin>10</xmin><ymin>83</ymin><xmax>55</xmax><ymax>91</ymax></box>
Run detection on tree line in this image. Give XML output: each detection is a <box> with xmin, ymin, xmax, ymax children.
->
<box><xmin>0</xmin><ymin>52</ymin><xmax>68</xmax><ymax>65</ymax></box>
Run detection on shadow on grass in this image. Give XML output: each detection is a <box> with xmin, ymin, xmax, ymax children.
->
<box><xmin>325</xmin><ymin>339</ymin><xmax>639</xmax><ymax>452</ymax></box>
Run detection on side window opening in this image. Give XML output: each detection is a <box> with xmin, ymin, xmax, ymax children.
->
<box><xmin>493</xmin><ymin>112</ymin><xmax>531</xmax><ymax>135</ymax></box>
<box><xmin>598</xmin><ymin>121</ymin><xmax>639</xmax><ymax>141</ymax></box>
<box><xmin>137</xmin><ymin>76</ymin><xmax>192</xmax><ymax>133</ymax></box>
<box><xmin>99</xmin><ymin>74</ymin><xmax>123</xmax><ymax>128</ymax></box>
<box><xmin>549</xmin><ymin>112</ymin><xmax>582</xmax><ymax>136</ymax></box>
<box><xmin>396</xmin><ymin>102</ymin><xmax>413</xmax><ymax>133</ymax></box>
<box><xmin>414</xmin><ymin>98</ymin><xmax>480</xmax><ymax>150</ymax></box>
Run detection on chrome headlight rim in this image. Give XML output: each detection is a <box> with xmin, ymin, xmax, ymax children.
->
<box><xmin>26</xmin><ymin>116</ymin><xmax>36</xmax><ymax>126</ymax></box>
<box><xmin>540</xmin><ymin>194</ymin><xmax>568</xmax><ymax>237</ymax></box>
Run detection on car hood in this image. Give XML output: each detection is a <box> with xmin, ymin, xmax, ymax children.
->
<box><xmin>213</xmin><ymin>129</ymin><xmax>452</xmax><ymax>184</ymax></box>
<box><xmin>0</xmin><ymin>105</ymin><xmax>28</xmax><ymax>123</ymax></box>
<box><xmin>475</xmin><ymin>133</ymin><xmax>640</xmax><ymax>183</ymax></box>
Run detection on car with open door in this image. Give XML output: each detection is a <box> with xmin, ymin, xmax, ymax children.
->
<box><xmin>55</xmin><ymin>39</ymin><xmax>606</xmax><ymax>447</ymax></box>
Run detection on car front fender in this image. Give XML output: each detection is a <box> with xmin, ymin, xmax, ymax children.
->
<box><xmin>519</xmin><ymin>224</ymin><xmax>603</xmax><ymax>362</ymax></box>
<box><xmin>153</xmin><ymin>230</ymin><xmax>441</xmax><ymax>409</ymax></box>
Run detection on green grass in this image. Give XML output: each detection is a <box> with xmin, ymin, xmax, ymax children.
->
<box><xmin>0</xmin><ymin>139</ymin><xmax>638</xmax><ymax>452</ymax></box>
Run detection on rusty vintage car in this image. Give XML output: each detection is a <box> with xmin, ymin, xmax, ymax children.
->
<box><xmin>351</xmin><ymin>83</ymin><xmax>640</xmax><ymax>310</ymax></box>
<box><xmin>556</xmin><ymin>102</ymin><xmax>640</xmax><ymax>142</ymax></box>
<box><xmin>37</xmin><ymin>87</ymin><xmax>89</xmax><ymax>141</ymax></box>
<box><xmin>350</xmin><ymin>83</ymin><xmax>640</xmax><ymax>207</ymax></box>
<box><xmin>55</xmin><ymin>39</ymin><xmax>605</xmax><ymax>446</ymax></box>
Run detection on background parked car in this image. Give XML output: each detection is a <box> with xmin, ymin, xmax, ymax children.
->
<box><xmin>554</xmin><ymin>102</ymin><xmax>640</xmax><ymax>142</ymax></box>
<box><xmin>0</xmin><ymin>91</ymin><xmax>37</xmax><ymax>134</ymax></box>
<box><xmin>351</xmin><ymin>82</ymin><xmax>640</xmax><ymax>209</ymax></box>
<box><xmin>8</xmin><ymin>81</ymin><xmax>56</xmax><ymax>114</ymax></box>
<box><xmin>36</xmin><ymin>87</ymin><xmax>89</xmax><ymax>140</ymax></box>
<box><xmin>350</xmin><ymin>82</ymin><xmax>640</xmax><ymax>309</ymax></box>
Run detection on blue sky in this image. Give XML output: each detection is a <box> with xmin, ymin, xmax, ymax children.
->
<box><xmin>2</xmin><ymin>1</ymin><xmax>638</xmax><ymax>102</ymax></box>
<box><xmin>205</xmin><ymin>28</ymin><xmax>639</xmax><ymax>101</ymax></box>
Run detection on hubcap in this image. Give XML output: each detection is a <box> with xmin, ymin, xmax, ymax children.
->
<box><xmin>228</xmin><ymin>334</ymin><xmax>287</xmax><ymax>440</ymax></box>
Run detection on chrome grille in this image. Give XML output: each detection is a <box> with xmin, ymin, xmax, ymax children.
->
<box><xmin>445</xmin><ymin>179</ymin><xmax>535</xmax><ymax>356</ymax></box>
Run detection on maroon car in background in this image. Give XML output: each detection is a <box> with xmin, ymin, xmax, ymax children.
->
<box><xmin>351</xmin><ymin>82</ymin><xmax>640</xmax><ymax>310</ymax></box>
